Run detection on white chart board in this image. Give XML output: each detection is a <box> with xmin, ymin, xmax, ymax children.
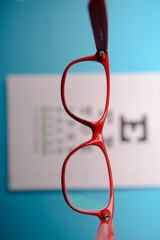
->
<box><xmin>7</xmin><ymin>73</ymin><xmax>160</xmax><ymax>190</ymax></box>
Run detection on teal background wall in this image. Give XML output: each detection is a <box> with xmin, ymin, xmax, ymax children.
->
<box><xmin>1</xmin><ymin>0</ymin><xmax>160</xmax><ymax>239</ymax></box>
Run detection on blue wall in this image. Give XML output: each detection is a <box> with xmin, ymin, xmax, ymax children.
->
<box><xmin>1</xmin><ymin>0</ymin><xmax>160</xmax><ymax>239</ymax></box>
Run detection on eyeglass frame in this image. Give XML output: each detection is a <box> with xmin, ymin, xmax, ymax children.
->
<box><xmin>61</xmin><ymin>51</ymin><xmax>114</xmax><ymax>222</ymax></box>
<box><xmin>60</xmin><ymin>0</ymin><xmax>115</xmax><ymax>234</ymax></box>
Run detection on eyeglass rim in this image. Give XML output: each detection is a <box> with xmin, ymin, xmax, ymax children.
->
<box><xmin>61</xmin><ymin>52</ymin><xmax>110</xmax><ymax>128</ymax></box>
<box><xmin>61</xmin><ymin>136</ymin><xmax>114</xmax><ymax>220</ymax></box>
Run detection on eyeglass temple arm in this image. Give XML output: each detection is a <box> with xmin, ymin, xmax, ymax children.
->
<box><xmin>88</xmin><ymin>0</ymin><xmax>108</xmax><ymax>52</ymax></box>
<box><xmin>95</xmin><ymin>220</ymin><xmax>115</xmax><ymax>240</ymax></box>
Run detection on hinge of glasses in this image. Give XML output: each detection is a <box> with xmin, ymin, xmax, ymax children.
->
<box><xmin>103</xmin><ymin>212</ymin><xmax>110</xmax><ymax>221</ymax></box>
<box><xmin>98</xmin><ymin>50</ymin><xmax>106</xmax><ymax>58</ymax></box>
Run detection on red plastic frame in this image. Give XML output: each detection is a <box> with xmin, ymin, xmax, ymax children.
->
<box><xmin>61</xmin><ymin>52</ymin><xmax>114</xmax><ymax>221</ymax></box>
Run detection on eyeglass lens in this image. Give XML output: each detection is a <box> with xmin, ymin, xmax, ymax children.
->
<box><xmin>65</xmin><ymin>145</ymin><xmax>110</xmax><ymax>211</ymax></box>
<box><xmin>64</xmin><ymin>61</ymin><xmax>107</xmax><ymax>122</ymax></box>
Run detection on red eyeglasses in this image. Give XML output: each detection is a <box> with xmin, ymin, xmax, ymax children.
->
<box><xmin>61</xmin><ymin>0</ymin><xmax>115</xmax><ymax>239</ymax></box>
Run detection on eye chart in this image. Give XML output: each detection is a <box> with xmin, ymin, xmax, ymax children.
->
<box><xmin>7</xmin><ymin>73</ymin><xmax>160</xmax><ymax>190</ymax></box>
